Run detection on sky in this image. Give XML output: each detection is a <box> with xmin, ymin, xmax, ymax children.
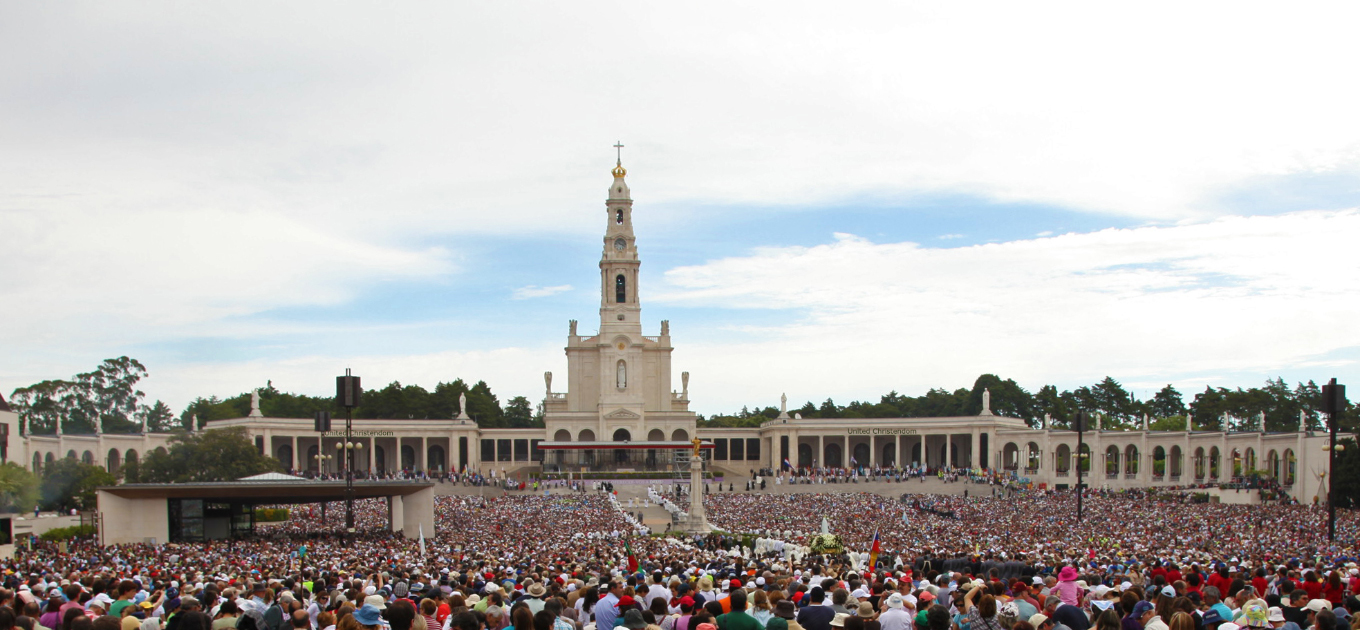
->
<box><xmin>3</xmin><ymin>2</ymin><xmax>1360</xmax><ymax>416</ymax></box>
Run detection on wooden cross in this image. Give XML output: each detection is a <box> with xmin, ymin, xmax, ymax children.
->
<box><xmin>614</xmin><ymin>141</ymin><xmax>624</xmax><ymax>163</ymax></box>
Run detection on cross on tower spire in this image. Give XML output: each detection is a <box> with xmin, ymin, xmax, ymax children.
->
<box><xmin>614</xmin><ymin>141</ymin><xmax>625</xmax><ymax>164</ymax></box>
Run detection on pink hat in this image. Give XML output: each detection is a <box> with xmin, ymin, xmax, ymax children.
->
<box><xmin>1058</xmin><ymin>567</ymin><xmax>1078</xmax><ymax>582</ymax></box>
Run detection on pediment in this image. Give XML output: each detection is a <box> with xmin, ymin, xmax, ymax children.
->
<box><xmin>605</xmin><ymin>408</ymin><xmax>641</xmax><ymax>419</ymax></box>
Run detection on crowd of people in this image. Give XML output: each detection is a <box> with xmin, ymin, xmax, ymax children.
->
<box><xmin>1</xmin><ymin>486</ymin><xmax>1358</xmax><ymax>630</ymax></box>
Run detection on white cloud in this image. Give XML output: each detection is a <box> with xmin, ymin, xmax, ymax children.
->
<box><xmin>655</xmin><ymin>210</ymin><xmax>1360</xmax><ymax>411</ymax></box>
<box><xmin>512</xmin><ymin>285</ymin><xmax>574</xmax><ymax>300</ymax></box>
<box><xmin>0</xmin><ymin>206</ymin><xmax>454</xmax><ymax>354</ymax></box>
<box><xmin>3</xmin><ymin>2</ymin><xmax>1359</xmax><ymax>242</ymax></box>
<box><xmin>937</xmin><ymin>234</ymin><xmax>965</xmax><ymax>240</ymax></box>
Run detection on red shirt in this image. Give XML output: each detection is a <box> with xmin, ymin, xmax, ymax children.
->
<box><xmin>1302</xmin><ymin>581</ymin><xmax>1324</xmax><ymax>601</ymax></box>
<box><xmin>1323</xmin><ymin>584</ymin><xmax>1344</xmax><ymax>604</ymax></box>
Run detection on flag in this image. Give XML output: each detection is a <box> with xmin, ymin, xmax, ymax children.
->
<box><xmin>625</xmin><ymin>539</ymin><xmax>638</xmax><ymax>573</ymax></box>
<box><xmin>419</xmin><ymin>523</ymin><xmax>427</xmax><ymax>557</ymax></box>
<box><xmin>868</xmin><ymin>531</ymin><xmax>881</xmax><ymax>571</ymax></box>
<box><xmin>783</xmin><ymin>458</ymin><xmax>792</xmax><ymax>469</ymax></box>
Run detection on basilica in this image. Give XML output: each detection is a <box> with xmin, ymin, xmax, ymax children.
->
<box><xmin>0</xmin><ymin>158</ymin><xmax>1336</xmax><ymax>504</ymax></box>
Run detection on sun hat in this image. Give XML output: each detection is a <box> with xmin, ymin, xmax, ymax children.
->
<box><xmin>774</xmin><ymin>601</ymin><xmax>797</xmax><ymax>619</ymax></box>
<box><xmin>622</xmin><ymin>610</ymin><xmax>648</xmax><ymax>630</ymax></box>
<box><xmin>1058</xmin><ymin>567</ymin><xmax>1078</xmax><ymax>582</ymax></box>
<box><xmin>354</xmin><ymin>604</ymin><xmax>383</xmax><ymax>626</ymax></box>
<box><xmin>831</xmin><ymin>613</ymin><xmax>850</xmax><ymax>628</ymax></box>
<box><xmin>858</xmin><ymin>602</ymin><xmax>875</xmax><ymax>618</ymax></box>
<box><xmin>1241</xmin><ymin>601</ymin><xmax>1270</xmax><ymax>628</ymax></box>
<box><xmin>364</xmin><ymin>595</ymin><xmax>387</xmax><ymax>610</ymax></box>
<box><xmin>527</xmin><ymin>583</ymin><xmax>546</xmax><ymax>597</ymax></box>
<box><xmin>886</xmin><ymin>593</ymin><xmax>905</xmax><ymax>609</ymax></box>
<box><xmin>1029</xmin><ymin>614</ymin><xmax>1049</xmax><ymax>627</ymax></box>
<box><xmin>1268</xmin><ymin>608</ymin><xmax>1286</xmax><ymax>623</ymax></box>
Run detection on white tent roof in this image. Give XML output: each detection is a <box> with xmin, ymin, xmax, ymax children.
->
<box><xmin>236</xmin><ymin>472</ymin><xmax>306</xmax><ymax>482</ymax></box>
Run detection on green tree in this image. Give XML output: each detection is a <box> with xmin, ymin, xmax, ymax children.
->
<box><xmin>136</xmin><ymin>400</ymin><xmax>176</xmax><ymax>432</ymax></box>
<box><xmin>0</xmin><ymin>462</ymin><xmax>40</xmax><ymax>513</ymax></box>
<box><xmin>967</xmin><ymin>374</ymin><xmax>1036</xmax><ymax>424</ymax></box>
<box><xmin>1150</xmin><ymin>385</ymin><xmax>1186</xmax><ymax>419</ymax></box>
<box><xmin>1149</xmin><ymin>415</ymin><xmax>1189</xmax><ymax>431</ymax></box>
<box><xmin>39</xmin><ymin>459</ymin><xmax>115</xmax><ymax>511</ymax></box>
<box><xmin>1189</xmin><ymin>387</ymin><xmax>1230</xmax><ymax>431</ymax></box>
<box><xmin>138</xmin><ymin>427</ymin><xmax>281</xmax><ymax>483</ymax></box>
<box><xmin>1033</xmin><ymin>385</ymin><xmax>1073</xmax><ymax>428</ymax></box>
<box><xmin>504</xmin><ymin>396</ymin><xmax>538</xmax><ymax>428</ymax></box>
<box><xmin>10</xmin><ymin>357</ymin><xmax>170</xmax><ymax>434</ymax></box>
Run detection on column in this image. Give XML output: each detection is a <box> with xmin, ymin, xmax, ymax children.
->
<box><xmin>970</xmin><ymin>431</ymin><xmax>979</xmax><ymax>470</ymax></box>
<box><xmin>895</xmin><ymin>434</ymin><xmax>902</xmax><ymax>469</ymax></box>
<box><xmin>292</xmin><ymin>435</ymin><xmax>299</xmax><ymax>472</ymax></box>
<box><xmin>420</xmin><ymin>436</ymin><xmax>428</xmax><ymax>472</ymax></box>
<box><xmin>870</xmin><ymin>434</ymin><xmax>878</xmax><ymax>468</ymax></box>
<box><xmin>1140</xmin><ymin>433</ymin><xmax>1150</xmax><ymax>483</ymax></box>
<box><xmin>945</xmin><ymin>433</ymin><xmax>952</xmax><ymax>468</ymax></box>
<box><xmin>843</xmin><ymin>435</ymin><xmax>850</xmax><ymax>468</ymax></box>
<box><xmin>817</xmin><ymin>434</ymin><xmax>824</xmax><ymax>468</ymax></box>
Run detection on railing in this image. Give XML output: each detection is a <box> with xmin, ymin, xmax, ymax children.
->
<box><xmin>1106</xmin><ymin>473</ymin><xmax>1118</xmax><ymax>480</ymax></box>
<box><xmin>1170</xmin><ymin>474</ymin><xmax>1181</xmax><ymax>482</ymax></box>
<box><xmin>1125</xmin><ymin>473</ymin><xmax>1138</xmax><ymax>480</ymax></box>
<box><xmin>1024</xmin><ymin>467</ymin><xmax>1038</xmax><ymax>475</ymax></box>
<box><xmin>1152</xmin><ymin>474</ymin><xmax>1164</xmax><ymax>481</ymax></box>
<box><xmin>1055</xmin><ymin>470</ymin><xmax>1069</xmax><ymax>477</ymax></box>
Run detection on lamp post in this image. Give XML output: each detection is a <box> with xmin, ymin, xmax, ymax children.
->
<box><xmin>1074</xmin><ymin>411</ymin><xmax>1087</xmax><ymax>522</ymax></box>
<box><xmin>336</xmin><ymin>369</ymin><xmax>363</xmax><ymax>547</ymax></box>
<box><xmin>1321</xmin><ymin>378</ymin><xmax>1347</xmax><ymax>542</ymax></box>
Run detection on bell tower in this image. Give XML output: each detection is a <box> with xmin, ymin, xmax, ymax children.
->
<box><xmin>542</xmin><ymin>145</ymin><xmax>695</xmax><ymax>454</ymax></box>
<box><xmin>600</xmin><ymin>146</ymin><xmax>641</xmax><ymax>336</ymax></box>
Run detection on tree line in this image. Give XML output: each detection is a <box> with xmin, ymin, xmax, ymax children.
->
<box><xmin>700</xmin><ymin>373</ymin><xmax>1358</xmax><ymax>432</ymax></box>
<box><xmin>8</xmin><ymin>357</ymin><xmax>542</xmax><ymax>434</ymax></box>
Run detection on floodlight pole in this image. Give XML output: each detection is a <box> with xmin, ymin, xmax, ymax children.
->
<box><xmin>345</xmin><ymin>404</ymin><xmax>354</xmax><ymax>544</ymax></box>
<box><xmin>1075</xmin><ymin>411</ymin><xmax>1087</xmax><ymax>523</ymax></box>
<box><xmin>337</xmin><ymin>369</ymin><xmax>362</xmax><ymax>548</ymax></box>
<box><xmin>1322</xmin><ymin>377</ymin><xmax>1346</xmax><ymax>542</ymax></box>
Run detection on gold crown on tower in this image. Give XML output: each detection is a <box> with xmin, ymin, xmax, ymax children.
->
<box><xmin>612</xmin><ymin>162</ymin><xmax>627</xmax><ymax>178</ymax></box>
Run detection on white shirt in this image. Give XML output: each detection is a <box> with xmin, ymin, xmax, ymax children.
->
<box><xmin>879</xmin><ymin>608</ymin><xmax>915</xmax><ymax>630</ymax></box>
<box><xmin>647</xmin><ymin>585</ymin><xmax>672</xmax><ymax>608</ymax></box>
